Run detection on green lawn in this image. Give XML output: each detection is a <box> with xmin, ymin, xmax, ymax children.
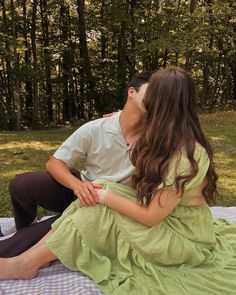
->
<box><xmin>0</xmin><ymin>111</ymin><xmax>236</xmax><ymax>217</ymax></box>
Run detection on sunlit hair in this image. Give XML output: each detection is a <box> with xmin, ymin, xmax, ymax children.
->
<box><xmin>131</xmin><ymin>67</ymin><xmax>218</xmax><ymax>206</ymax></box>
<box><xmin>123</xmin><ymin>72</ymin><xmax>152</xmax><ymax>102</ymax></box>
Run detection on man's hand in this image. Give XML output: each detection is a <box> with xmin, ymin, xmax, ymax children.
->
<box><xmin>74</xmin><ymin>182</ymin><xmax>103</xmax><ymax>206</ymax></box>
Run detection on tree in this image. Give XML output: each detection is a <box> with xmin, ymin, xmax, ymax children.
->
<box><xmin>0</xmin><ymin>0</ymin><xmax>235</xmax><ymax>130</ymax></box>
<box><xmin>10</xmin><ymin>0</ymin><xmax>21</xmax><ymax>130</ymax></box>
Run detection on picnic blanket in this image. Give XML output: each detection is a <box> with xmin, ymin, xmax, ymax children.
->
<box><xmin>0</xmin><ymin>206</ymin><xmax>236</xmax><ymax>295</ymax></box>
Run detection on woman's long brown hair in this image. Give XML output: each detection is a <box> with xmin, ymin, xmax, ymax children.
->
<box><xmin>131</xmin><ymin>67</ymin><xmax>218</xmax><ymax>206</ymax></box>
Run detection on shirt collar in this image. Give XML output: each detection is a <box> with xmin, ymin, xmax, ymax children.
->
<box><xmin>104</xmin><ymin>111</ymin><xmax>129</xmax><ymax>149</ymax></box>
<box><xmin>105</xmin><ymin>111</ymin><xmax>122</xmax><ymax>135</ymax></box>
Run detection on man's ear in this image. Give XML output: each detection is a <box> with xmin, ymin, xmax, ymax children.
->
<box><xmin>127</xmin><ymin>87</ymin><xmax>136</xmax><ymax>100</ymax></box>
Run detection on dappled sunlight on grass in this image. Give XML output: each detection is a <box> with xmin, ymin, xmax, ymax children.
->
<box><xmin>210</xmin><ymin>136</ymin><xmax>225</xmax><ymax>142</ymax></box>
<box><xmin>2</xmin><ymin>170</ymin><xmax>26</xmax><ymax>178</ymax></box>
<box><xmin>0</xmin><ymin>128</ymin><xmax>77</xmax><ymax>217</ymax></box>
<box><xmin>0</xmin><ymin>141</ymin><xmax>58</xmax><ymax>152</ymax></box>
<box><xmin>200</xmin><ymin>110</ymin><xmax>236</xmax><ymax>123</ymax></box>
<box><xmin>0</xmin><ymin>112</ymin><xmax>236</xmax><ymax>216</ymax></box>
<box><xmin>215</xmin><ymin>152</ymin><xmax>235</xmax><ymax>164</ymax></box>
<box><xmin>201</xmin><ymin>112</ymin><xmax>236</xmax><ymax>181</ymax></box>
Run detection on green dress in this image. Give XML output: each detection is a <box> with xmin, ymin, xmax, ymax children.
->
<box><xmin>46</xmin><ymin>144</ymin><xmax>236</xmax><ymax>295</ymax></box>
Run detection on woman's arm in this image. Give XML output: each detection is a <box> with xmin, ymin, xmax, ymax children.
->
<box><xmin>97</xmin><ymin>188</ymin><xmax>182</xmax><ymax>227</ymax></box>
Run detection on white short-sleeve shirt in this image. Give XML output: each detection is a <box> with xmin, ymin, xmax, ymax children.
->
<box><xmin>53</xmin><ymin>112</ymin><xmax>136</xmax><ymax>185</ymax></box>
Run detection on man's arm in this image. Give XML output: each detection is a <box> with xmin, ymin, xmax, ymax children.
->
<box><xmin>97</xmin><ymin>188</ymin><xmax>181</xmax><ymax>227</ymax></box>
<box><xmin>46</xmin><ymin>156</ymin><xmax>101</xmax><ymax>206</ymax></box>
<box><xmin>48</xmin><ymin>121</ymin><xmax>103</xmax><ymax>205</ymax></box>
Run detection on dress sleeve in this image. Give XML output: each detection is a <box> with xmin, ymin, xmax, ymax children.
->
<box><xmin>158</xmin><ymin>144</ymin><xmax>210</xmax><ymax>191</ymax></box>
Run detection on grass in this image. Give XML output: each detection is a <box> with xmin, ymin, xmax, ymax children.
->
<box><xmin>0</xmin><ymin>111</ymin><xmax>236</xmax><ymax>217</ymax></box>
<box><xmin>0</xmin><ymin>128</ymin><xmax>78</xmax><ymax>217</ymax></box>
<box><xmin>200</xmin><ymin>111</ymin><xmax>236</xmax><ymax>206</ymax></box>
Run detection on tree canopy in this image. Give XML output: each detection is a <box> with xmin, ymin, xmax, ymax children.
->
<box><xmin>0</xmin><ymin>0</ymin><xmax>235</xmax><ymax>130</ymax></box>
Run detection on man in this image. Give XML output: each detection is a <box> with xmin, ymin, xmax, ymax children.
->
<box><xmin>0</xmin><ymin>72</ymin><xmax>151</xmax><ymax>257</ymax></box>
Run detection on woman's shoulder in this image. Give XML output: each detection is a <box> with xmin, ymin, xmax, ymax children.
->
<box><xmin>171</xmin><ymin>142</ymin><xmax>209</xmax><ymax>174</ymax></box>
<box><xmin>194</xmin><ymin>142</ymin><xmax>209</xmax><ymax>163</ymax></box>
<box><xmin>195</xmin><ymin>141</ymin><xmax>207</xmax><ymax>152</ymax></box>
<box><xmin>157</xmin><ymin>142</ymin><xmax>210</xmax><ymax>190</ymax></box>
<box><xmin>180</xmin><ymin>142</ymin><xmax>209</xmax><ymax>161</ymax></box>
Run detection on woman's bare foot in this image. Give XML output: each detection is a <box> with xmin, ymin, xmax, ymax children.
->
<box><xmin>0</xmin><ymin>257</ymin><xmax>38</xmax><ymax>280</ymax></box>
<box><xmin>40</xmin><ymin>262</ymin><xmax>51</xmax><ymax>269</ymax></box>
<box><xmin>0</xmin><ymin>230</ymin><xmax>56</xmax><ymax>280</ymax></box>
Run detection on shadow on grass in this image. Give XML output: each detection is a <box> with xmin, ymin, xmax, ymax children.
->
<box><xmin>0</xmin><ymin>128</ymin><xmax>76</xmax><ymax>145</ymax></box>
<box><xmin>0</xmin><ymin>143</ymin><xmax>84</xmax><ymax>217</ymax></box>
<box><xmin>0</xmin><ymin>112</ymin><xmax>236</xmax><ymax>215</ymax></box>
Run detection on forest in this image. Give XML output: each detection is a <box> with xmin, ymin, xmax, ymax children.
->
<box><xmin>0</xmin><ymin>0</ymin><xmax>235</xmax><ymax>130</ymax></box>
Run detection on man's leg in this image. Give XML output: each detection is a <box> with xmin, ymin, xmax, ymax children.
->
<box><xmin>0</xmin><ymin>216</ymin><xmax>58</xmax><ymax>258</ymax></box>
<box><xmin>9</xmin><ymin>169</ymin><xmax>80</xmax><ymax>230</ymax></box>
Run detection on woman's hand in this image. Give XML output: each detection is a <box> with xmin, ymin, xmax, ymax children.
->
<box><xmin>96</xmin><ymin>189</ymin><xmax>108</xmax><ymax>204</ymax></box>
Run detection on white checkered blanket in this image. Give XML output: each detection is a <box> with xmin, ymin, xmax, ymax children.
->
<box><xmin>0</xmin><ymin>207</ymin><xmax>236</xmax><ymax>295</ymax></box>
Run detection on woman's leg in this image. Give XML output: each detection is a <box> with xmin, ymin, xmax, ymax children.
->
<box><xmin>0</xmin><ymin>230</ymin><xmax>57</xmax><ymax>280</ymax></box>
<box><xmin>26</xmin><ymin>227</ymin><xmax>56</xmax><ymax>250</ymax></box>
<box><xmin>0</xmin><ymin>168</ymin><xmax>80</xmax><ymax>258</ymax></box>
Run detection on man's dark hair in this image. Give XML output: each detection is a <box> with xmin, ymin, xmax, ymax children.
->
<box><xmin>124</xmin><ymin>72</ymin><xmax>152</xmax><ymax>101</ymax></box>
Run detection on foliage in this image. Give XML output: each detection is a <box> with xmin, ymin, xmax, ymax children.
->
<box><xmin>0</xmin><ymin>0</ymin><xmax>235</xmax><ymax>130</ymax></box>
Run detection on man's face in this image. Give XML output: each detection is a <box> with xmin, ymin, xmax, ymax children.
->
<box><xmin>131</xmin><ymin>83</ymin><xmax>149</xmax><ymax>114</ymax></box>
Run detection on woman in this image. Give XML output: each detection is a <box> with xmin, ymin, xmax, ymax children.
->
<box><xmin>1</xmin><ymin>67</ymin><xmax>236</xmax><ymax>294</ymax></box>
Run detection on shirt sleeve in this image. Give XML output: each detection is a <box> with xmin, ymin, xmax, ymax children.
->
<box><xmin>158</xmin><ymin>145</ymin><xmax>210</xmax><ymax>191</ymax></box>
<box><xmin>53</xmin><ymin>121</ymin><xmax>92</xmax><ymax>168</ymax></box>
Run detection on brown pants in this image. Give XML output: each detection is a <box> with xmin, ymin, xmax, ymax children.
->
<box><xmin>0</xmin><ymin>169</ymin><xmax>80</xmax><ymax>258</ymax></box>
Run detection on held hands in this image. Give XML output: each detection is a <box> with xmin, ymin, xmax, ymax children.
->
<box><xmin>75</xmin><ymin>184</ymin><xmax>108</xmax><ymax>207</ymax></box>
<box><xmin>74</xmin><ymin>182</ymin><xmax>103</xmax><ymax>206</ymax></box>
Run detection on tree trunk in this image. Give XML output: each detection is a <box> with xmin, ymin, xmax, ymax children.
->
<box><xmin>129</xmin><ymin>0</ymin><xmax>136</xmax><ymax>77</ymax></box>
<box><xmin>2</xmin><ymin>0</ymin><xmax>13</xmax><ymax>109</ymax></box>
<box><xmin>117</xmin><ymin>20</ymin><xmax>127</xmax><ymax>101</ymax></box>
<box><xmin>60</xmin><ymin>3</ymin><xmax>70</xmax><ymax>122</ymax></box>
<box><xmin>2</xmin><ymin>0</ymin><xmax>15</xmax><ymax>129</ymax></box>
<box><xmin>100</xmin><ymin>0</ymin><xmax>106</xmax><ymax>61</ymax></box>
<box><xmin>200</xmin><ymin>0</ymin><xmax>214</xmax><ymax>107</ymax></box>
<box><xmin>76</xmin><ymin>0</ymin><xmax>96</xmax><ymax>119</ymax></box>
<box><xmin>0</xmin><ymin>70</ymin><xmax>9</xmax><ymax>129</ymax></box>
<box><xmin>22</xmin><ymin>0</ymin><xmax>33</xmax><ymax>125</ymax></box>
<box><xmin>10</xmin><ymin>0</ymin><xmax>21</xmax><ymax>130</ymax></box>
<box><xmin>40</xmin><ymin>0</ymin><xmax>53</xmax><ymax>123</ymax></box>
<box><xmin>163</xmin><ymin>48</ymin><xmax>168</xmax><ymax>68</ymax></box>
<box><xmin>229</xmin><ymin>61</ymin><xmax>236</xmax><ymax>102</ymax></box>
<box><xmin>31</xmin><ymin>0</ymin><xmax>39</xmax><ymax>128</ymax></box>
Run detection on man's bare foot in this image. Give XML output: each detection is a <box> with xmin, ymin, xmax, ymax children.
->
<box><xmin>0</xmin><ymin>257</ymin><xmax>38</xmax><ymax>280</ymax></box>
